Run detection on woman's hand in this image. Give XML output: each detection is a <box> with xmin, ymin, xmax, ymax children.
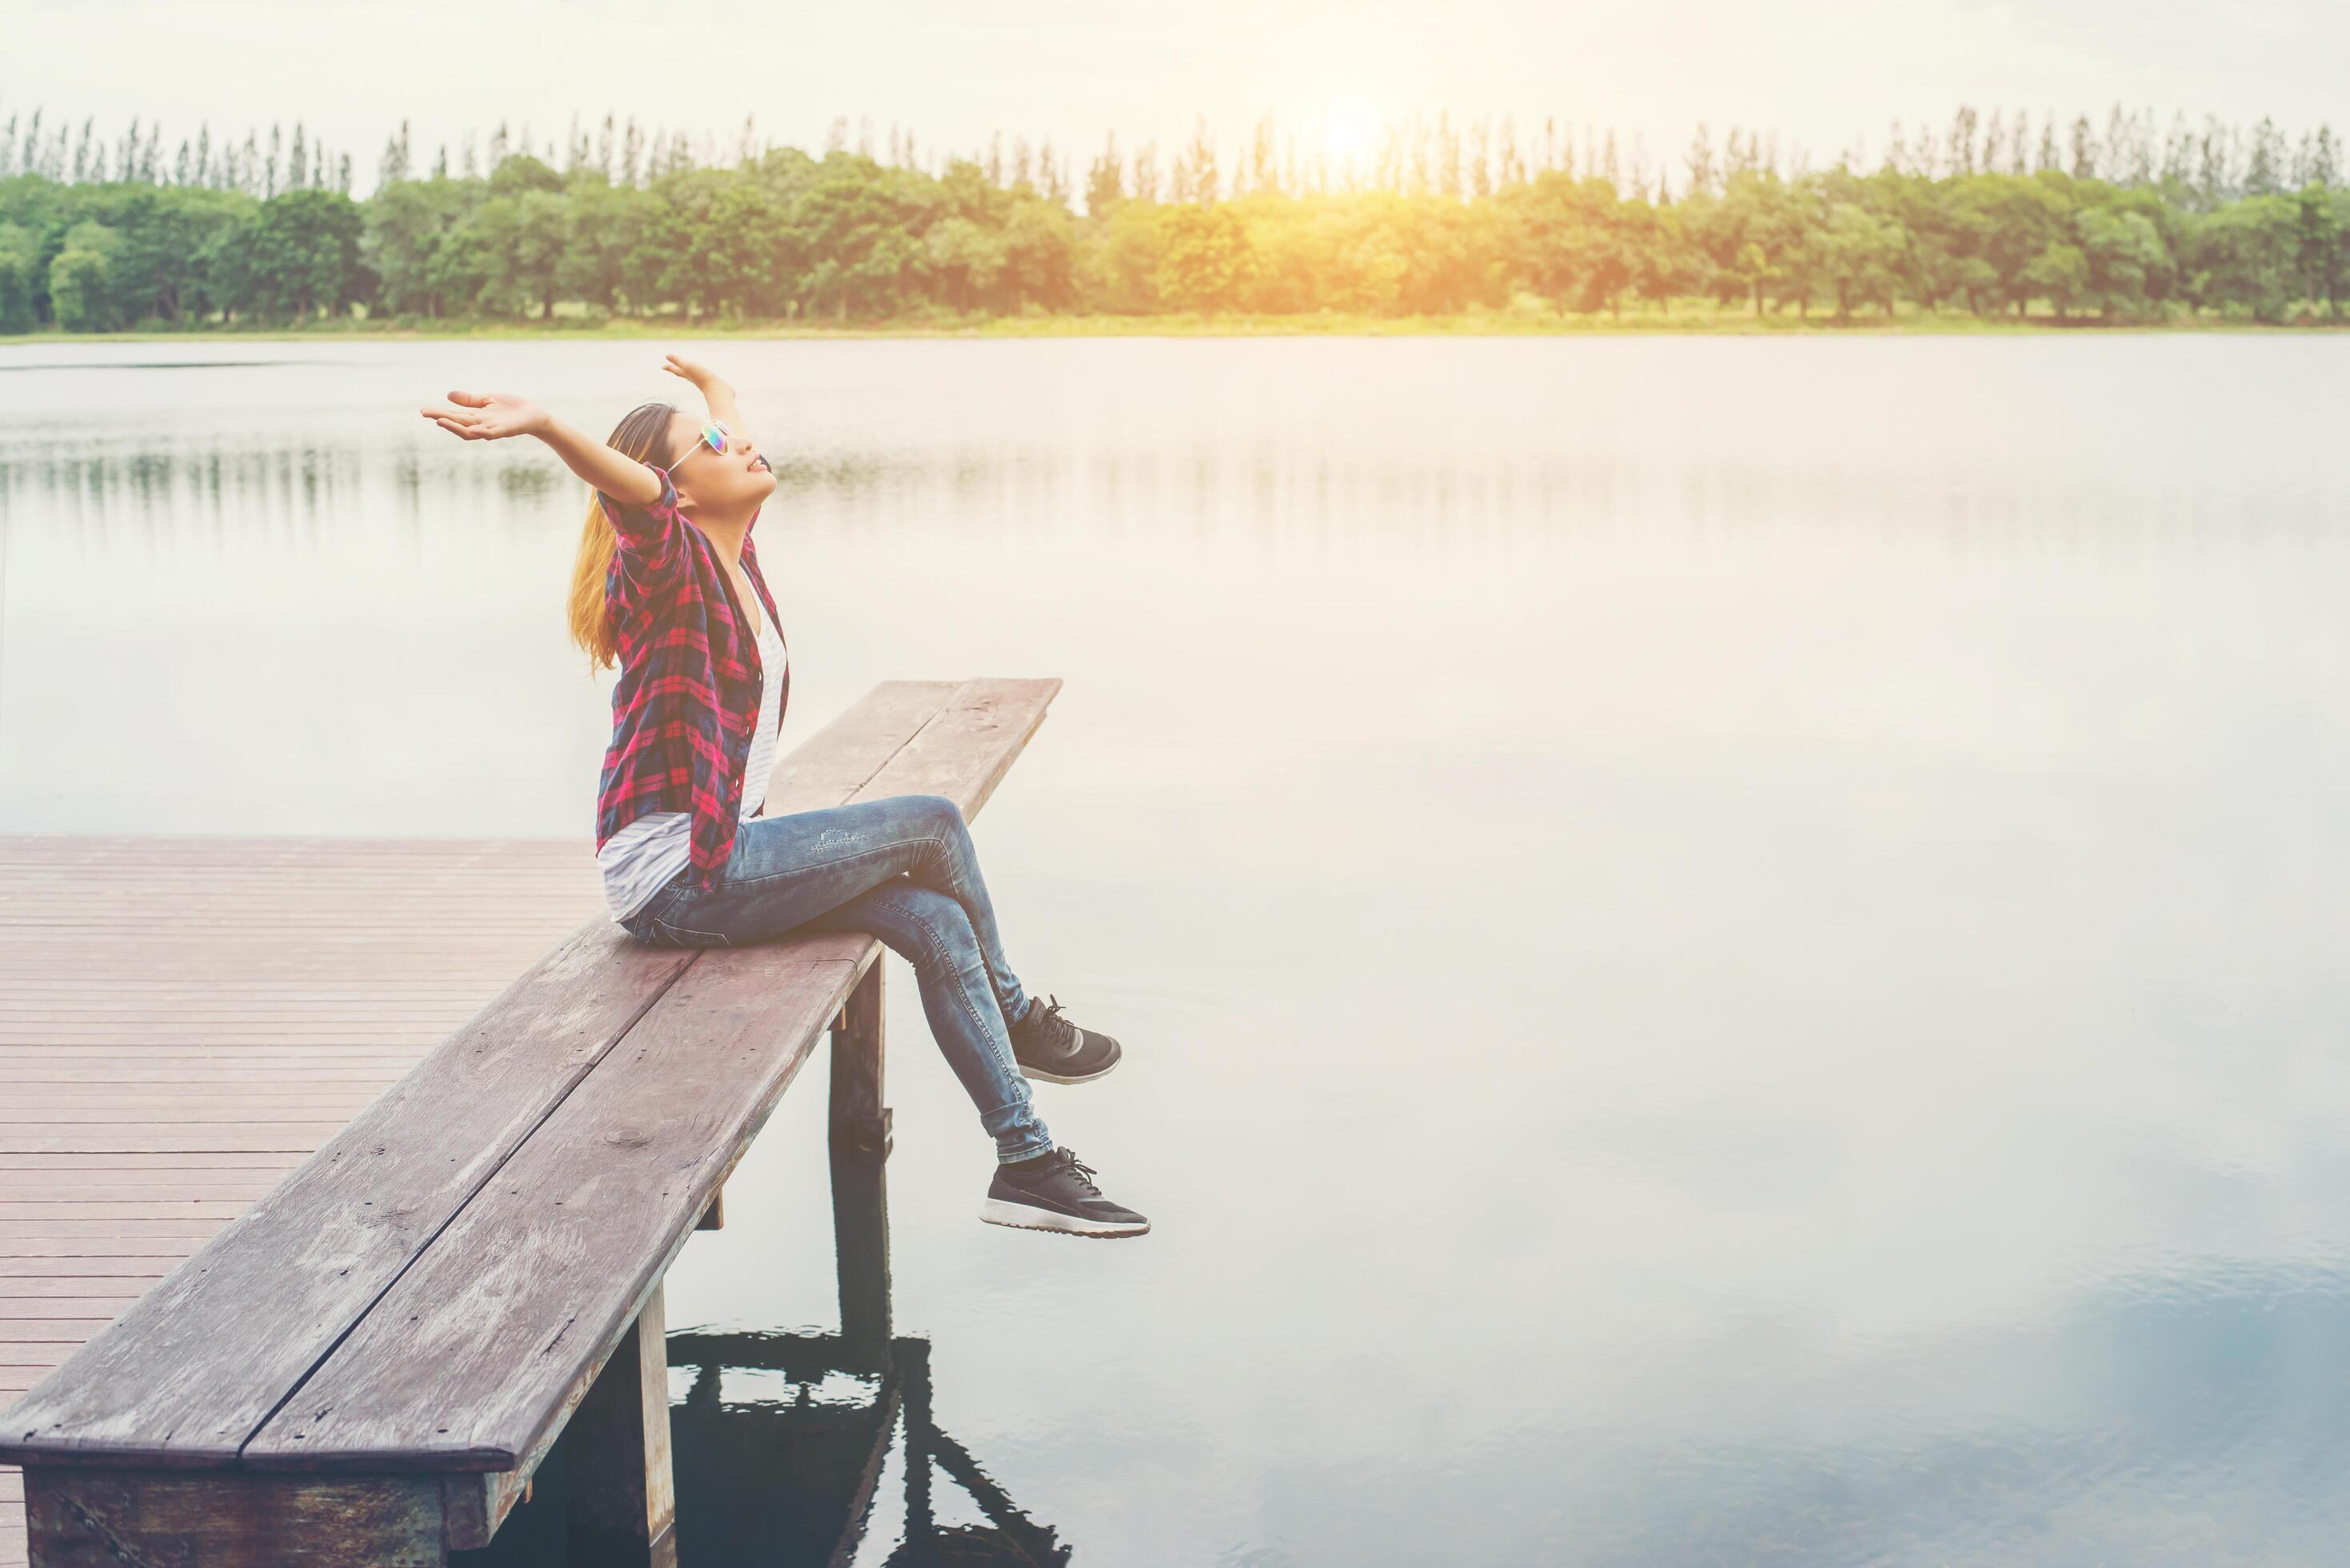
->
<box><xmin>662</xmin><ymin>353</ymin><xmax>746</xmax><ymax>434</ymax></box>
<box><xmin>661</xmin><ymin>354</ymin><xmax>729</xmax><ymax>395</ymax></box>
<box><xmin>418</xmin><ymin>390</ymin><xmax>550</xmax><ymax>442</ymax></box>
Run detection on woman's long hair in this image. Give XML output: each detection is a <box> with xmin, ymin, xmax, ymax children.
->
<box><xmin>567</xmin><ymin>400</ymin><xmax>680</xmax><ymax>670</ymax></box>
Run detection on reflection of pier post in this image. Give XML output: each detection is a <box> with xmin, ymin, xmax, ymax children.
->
<box><xmin>829</xmin><ymin>960</ymin><xmax>892</xmax><ymax>1370</ymax></box>
<box><xmin>901</xmin><ymin>1337</ymin><xmax>935</xmax><ymax>1542</ymax></box>
<box><xmin>663</xmin><ymin>1330</ymin><xmax>1071</xmax><ymax>1567</ymax></box>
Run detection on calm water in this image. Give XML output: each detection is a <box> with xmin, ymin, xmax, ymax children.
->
<box><xmin>4</xmin><ymin>336</ymin><xmax>2348</xmax><ymax>1565</ymax></box>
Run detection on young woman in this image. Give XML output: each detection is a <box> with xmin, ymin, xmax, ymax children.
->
<box><xmin>418</xmin><ymin>355</ymin><xmax>1148</xmax><ymax>1239</ymax></box>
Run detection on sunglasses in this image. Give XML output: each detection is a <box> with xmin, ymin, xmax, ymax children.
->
<box><xmin>668</xmin><ymin>419</ymin><xmax>732</xmax><ymax>469</ymax></box>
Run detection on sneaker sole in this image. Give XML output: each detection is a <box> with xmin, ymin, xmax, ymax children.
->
<box><xmin>1017</xmin><ymin>1040</ymin><xmax>1123</xmax><ymax>1086</ymax></box>
<box><xmin>979</xmin><ymin>1197</ymin><xmax>1151</xmax><ymax>1238</ymax></box>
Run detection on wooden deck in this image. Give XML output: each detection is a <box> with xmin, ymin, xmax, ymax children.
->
<box><xmin>0</xmin><ymin>834</ymin><xmax>604</xmax><ymax>1568</ymax></box>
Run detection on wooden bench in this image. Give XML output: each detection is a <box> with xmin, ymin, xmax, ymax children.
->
<box><xmin>0</xmin><ymin>677</ymin><xmax>1061</xmax><ymax>1568</ymax></box>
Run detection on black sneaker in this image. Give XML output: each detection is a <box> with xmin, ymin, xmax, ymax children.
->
<box><xmin>1007</xmin><ymin>994</ymin><xmax>1123</xmax><ymax>1084</ymax></box>
<box><xmin>981</xmin><ymin>1148</ymin><xmax>1150</xmax><ymax>1238</ymax></box>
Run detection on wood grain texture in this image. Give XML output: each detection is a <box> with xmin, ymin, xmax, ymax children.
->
<box><xmin>760</xmin><ymin>680</ymin><xmax>961</xmax><ymax>811</ymax></box>
<box><xmin>24</xmin><ymin>1466</ymin><xmax>444</xmax><ymax>1568</ymax></box>
<box><xmin>0</xmin><ymin>922</ymin><xmax>696</xmax><ymax>1470</ymax></box>
<box><xmin>242</xmin><ymin>954</ymin><xmax>861</xmax><ymax>1472</ymax></box>
<box><xmin>853</xmin><ymin>678</ymin><xmax>1062</xmax><ymax>820</ymax></box>
<box><xmin>0</xmin><ymin>834</ymin><xmax>607</xmax><ymax>1567</ymax></box>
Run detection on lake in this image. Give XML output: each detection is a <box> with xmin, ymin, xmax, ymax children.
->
<box><xmin>3</xmin><ymin>334</ymin><xmax>2348</xmax><ymax>1565</ymax></box>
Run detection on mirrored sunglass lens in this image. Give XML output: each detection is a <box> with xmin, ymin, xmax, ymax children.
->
<box><xmin>704</xmin><ymin>423</ymin><xmax>729</xmax><ymax>454</ymax></box>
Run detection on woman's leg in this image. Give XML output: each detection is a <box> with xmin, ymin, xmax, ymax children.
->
<box><xmin>645</xmin><ymin>792</ymin><xmax>1033</xmax><ymax>1029</ymax></box>
<box><xmin>796</xmin><ymin>879</ymin><xmax>1052</xmax><ymax>1162</ymax></box>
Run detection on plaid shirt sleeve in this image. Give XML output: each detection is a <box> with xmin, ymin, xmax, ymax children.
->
<box><xmin>599</xmin><ymin>462</ymin><xmax>688</xmax><ymax>596</ymax></box>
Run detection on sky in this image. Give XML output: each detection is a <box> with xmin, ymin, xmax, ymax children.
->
<box><xmin>6</xmin><ymin>0</ymin><xmax>2345</xmax><ymax>196</ymax></box>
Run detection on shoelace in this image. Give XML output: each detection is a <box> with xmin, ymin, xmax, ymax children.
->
<box><xmin>1028</xmin><ymin>994</ymin><xmax>1079</xmax><ymax>1051</ymax></box>
<box><xmin>1053</xmin><ymin>1149</ymin><xmax>1103</xmax><ymax>1196</ymax></box>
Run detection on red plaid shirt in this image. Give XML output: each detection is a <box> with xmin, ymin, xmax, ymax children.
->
<box><xmin>593</xmin><ymin>461</ymin><xmax>787</xmax><ymax>891</ymax></box>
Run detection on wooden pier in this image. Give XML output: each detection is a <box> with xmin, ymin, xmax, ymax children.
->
<box><xmin>0</xmin><ymin>834</ymin><xmax>605</xmax><ymax>1568</ymax></box>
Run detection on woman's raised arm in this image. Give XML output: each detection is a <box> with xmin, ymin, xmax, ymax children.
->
<box><xmin>661</xmin><ymin>354</ymin><xmax>746</xmax><ymax>438</ymax></box>
<box><xmin>418</xmin><ymin>390</ymin><xmax>662</xmax><ymax>507</ymax></box>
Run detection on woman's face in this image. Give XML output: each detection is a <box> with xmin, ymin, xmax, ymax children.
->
<box><xmin>664</xmin><ymin>410</ymin><xmax>775</xmax><ymax>512</ymax></box>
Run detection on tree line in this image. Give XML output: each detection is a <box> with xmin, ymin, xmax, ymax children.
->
<box><xmin>2</xmin><ymin>104</ymin><xmax>2347</xmax><ymax>332</ymax></box>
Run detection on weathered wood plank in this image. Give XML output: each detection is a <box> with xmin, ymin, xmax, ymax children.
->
<box><xmin>0</xmin><ymin>831</ymin><xmax>604</xmax><ymax>1564</ymax></box>
<box><xmin>0</xmin><ymin>1280</ymin><xmax>168</xmax><ymax>1299</ymax></box>
<box><xmin>2</xmin><ymin>1206</ymin><xmax>253</xmax><ymax>1222</ymax></box>
<box><xmin>0</xmin><ymin>1238</ymin><xmax>244</xmax><ymax>1260</ymax></box>
<box><xmin>0</xmin><ymin>1330</ymin><xmax>110</xmax><ymax>1354</ymax></box>
<box><xmin>0</xmin><ymin>924</ymin><xmax>695</xmax><ymax>1469</ymax></box>
<box><xmin>760</xmin><ymin>680</ymin><xmax>961</xmax><ymax>810</ymax></box>
<box><xmin>23</xmin><ymin>1466</ymin><xmax>445</xmax><ymax>1567</ymax></box>
<box><xmin>0</xmin><ymin>1222</ymin><xmax>238</xmax><ymax>1242</ymax></box>
<box><xmin>854</xmin><ymin>678</ymin><xmax>1063</xmax><ymax>819</ymax></box>
<box><xmin>0</xmin><ymin>1184</ymin><xmax>266</xmax><ymax>1204</ymax></box>
<box><xmin>244</xmin><ymin>954</ymin><xmax>861</xmax><ymax>1473</ymax></box>
<box><xmin>0</xmin><ymin>1155</ymin><xmax>306</xmax><ymax>1171</ymax></box>
<box><xmin>0</xmin><ymin>1231</ymin><xmax>236</xmax><ymax>1260</ymax></box>
<box><xmin>0</xmin><ymin>1136</ymin><xmax>352</xmax><ymax>1157</ymax></box>
<box><xmin>0</xmin><ymin>1294</ymin><xmax>144</xmax><ymax>1319</ymax></box>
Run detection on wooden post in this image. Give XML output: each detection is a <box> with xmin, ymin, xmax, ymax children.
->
<box><xmin>829</xmin><ymin>958</ymin><xmax>891</xmax><ymax>1157</ymax></box>
<box><xmin>565</xmin><ymin>1279</ymin><xmax>677</xmax><ymax>1568</ymax></box>
<box><xmin>829</xmin><ymin>958</ymin><xmax>892</xmax><ymax>1369</ymax></box>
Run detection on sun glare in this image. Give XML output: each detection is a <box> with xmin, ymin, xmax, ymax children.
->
<box><xmin>1321</xmin><ymin>98</ymin><xmax>1380</xmax><ymax>167</ymax></box>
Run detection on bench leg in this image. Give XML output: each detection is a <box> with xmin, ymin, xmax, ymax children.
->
<box><xmin>829</xmin><ymin>956</ymin><xmax>892</xmax><ymax>1157</ymax></box>
<box><xmin>830</xmin><ymin>958</ymin><xmax>893</xmax><ymax>1367</ymax></box>
<box><xmin>25</xmin><ymin>1466</ymin><xmax>446</xmax><ymax>1566</ymax></box>
<box><xmin>565</xmin><ymin>1279</ymin><xmax>677</xmax><ymax>1568</ymax></box>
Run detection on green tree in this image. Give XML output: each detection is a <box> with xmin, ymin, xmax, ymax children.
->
<box><xmin>1506</xmin><ymin>174</ymin><xmax>1642</xmax><ymax>314</ymax></box>
<box><xmin>362</xmin><ymin>177</ymin><xmax>466</xmax><ymax>318</ymax></box>
<box><xmin>1809</xmin><ymin>201</ymin><xmax>1905</xmax><ymax>319</ymax></box>
<box><xmin>514</xmin><ymin>189</ymin><xmax>570</xmax><ymax>319</ymax></box>
<box><xmin>2076</xmin><ymin>206</ymin><xmax>2171</xmax><ymax>317</ymax></box>
<box><xmin>239</xmin><ymin>190</ymin><xmax>366</xmax><ymax>322</ymax></box>
<box><xmin>47</xmin><ymin>220</ymin><xmax>121</xmax><ymax>330</ymax></box>
<box><xmin>2021</xmin><ymin>241</ymin><xmax>2089</xmax><ymax>318</ymax></box>
<box><xmin>926</xmin><ymin>215</ymin><xmax>1006</xmax><ymax>312</ymax></box>
<box><xmin>2294</xmin><ymin>183</ymin><xmax>2348</xmax><ymax>316</ymax></box>
<box><xmin>0</xmin><ymin>222</ymin><xmax>42</xmax><ymax>332</ymax></box>
<box><xmin>555</xmin><ymin>178</ymin><xmax>643</xmax><ymax>317</ymax></box>
<box><xmin>1695</xmin><ymin>170</ymin><xmax>1803</xmax><ymax>315</ymax></box>
<box><xmin>2187</xmin><ymin>194</ymin><xmax>2301</xmax><ymax>320</ymax></box>
<box><xmin>1955</xmin><ymin>173</ymin><xmax>2073</xmax><ymax>314</ymax></box>
<box><xmin>1154</xmin><ymin>203</ymin><xmax>1254</xmax><ymax>313</ymax></box>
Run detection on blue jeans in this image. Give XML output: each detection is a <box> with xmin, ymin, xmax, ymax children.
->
<box><xmin>616</xmin><ymin>793</ymin><xmax>1052</xmax><ymax>1162</ymax></box>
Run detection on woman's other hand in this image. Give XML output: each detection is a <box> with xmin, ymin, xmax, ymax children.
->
<box><xmin>662</xmin><ymin>353</ymin><xmax>747</xmax><ymax>437</ymax></box>
<box><xmin>661</xmin><ymin>353</ymin><xmax>729</xmax><ymax>394</ymax></box>
<box><xmin>419</xmin><ymin>390</ymin><xmax>549</xmax><ymax>442</ymax></box>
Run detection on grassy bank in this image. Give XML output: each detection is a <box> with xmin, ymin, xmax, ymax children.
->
<box><xmin>5</xmin><ymin>303</ymin><xmax>2341</xmax><ymax>346</ymax></box>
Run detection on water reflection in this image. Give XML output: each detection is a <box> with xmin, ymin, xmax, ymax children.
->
<box><xmin>10</xmin><ymin>435</ymin><xmax>2350</xmax><ymax>557</ymax></box>
<box><xmin>458</xmin><ymin>1329</ymin><xmax>1069</xmax><ymax>1568</ymax></box>
<box><xmin>454</xmin><ymin>1102</ymin><xmax>1071</xmax><ymax>1567</ymax></box>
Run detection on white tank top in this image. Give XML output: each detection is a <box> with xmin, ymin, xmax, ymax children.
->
<box><xmin>599</xmin><ymin>606</ymin><xmax>787</xmax><ymax>922</ymax></box>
